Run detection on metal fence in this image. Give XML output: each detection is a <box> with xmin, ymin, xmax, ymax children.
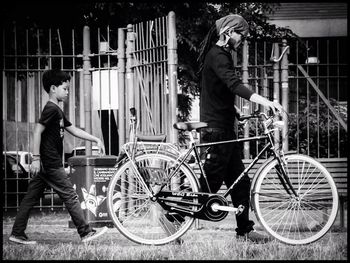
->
<box><xmin>2</xmin><ymin>12</ymin><xmax>177</xmax><ymax>211</ymax></box>
<box><xmin>2</xmin><ymin>18</ymin><xmax>347</xmax><ymax>211</ymax></box>
<box><xmin>235</xmin><ymin>37</ymin><xmax>347</xmax><ymax>159</ymax></box>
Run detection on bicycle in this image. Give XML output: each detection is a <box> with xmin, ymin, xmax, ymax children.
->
<box><xmin>107</xmin><ymin>110</ymin><xmax>339</xmax><ymax>246</ymax></box>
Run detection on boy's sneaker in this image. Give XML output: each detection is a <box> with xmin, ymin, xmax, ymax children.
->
<box><xmin>81</xmin><ymin>226</ymin><xmax>108</xmax><ymax>243</ymax></box>
<box><xmin>9</xmin><ymin>234</ymin><xmax>37</xmax><ymax>245</ymax></box>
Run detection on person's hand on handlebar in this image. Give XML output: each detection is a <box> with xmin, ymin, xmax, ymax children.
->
<box><xmin>249</xmin><ymin>93</ymin><xmax>284</xmax><ymax>115</ymax></box>
<box><xmin>267</xmin><ymin>101</ymin><xmax>283</xmax><ymax>115</ymax></box>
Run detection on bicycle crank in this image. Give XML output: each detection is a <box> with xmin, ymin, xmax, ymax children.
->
<box><xmin>211</xmin><ymin>204</ymin><xmax>245</xmax><ymax>215</ymax></box>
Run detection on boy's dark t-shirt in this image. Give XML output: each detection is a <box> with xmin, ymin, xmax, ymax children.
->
<box><xmin>39</xmin><ymin>101</ymin><xmax>72</xmax><ymax>169</ymax></box>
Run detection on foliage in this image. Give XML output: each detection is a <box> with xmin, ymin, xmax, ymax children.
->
<box><xmin>3</xmin><ymin>2</ymin><xmax>302</xmax><ymax>122</ymax></box>
<box><xmin>288</xmin><ymin>97</ymin><xmax>347</xmax><ymax>158</ymax></box>
<box><xmin>238</xmin><ymin>98</ymin><xmax>348</xmax><ymax>158</ymax></box>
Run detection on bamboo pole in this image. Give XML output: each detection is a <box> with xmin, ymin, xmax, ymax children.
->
<box><xmin>272</xmin><ymin>42</ymin><xmax>280</xmax><ymax>150</ymax></box>
<box><xmin>118</xmin><ymin>28</ymin><xmax>126</xmax><ymax>149</ymax></box>
<box><xmin>280</xmin><ymin>39</ymin><xmax>289</xmax><ymax>152</ymax></box>
<box><xmin>167</xmin><ymin>11</ymin><xmax>178</xmax><ymax>144</ymax></box>
<box><xmin>242</xmin><ymin>40</ymin><xmax>250</xmax><ymax>159</ymax></box>
<box><xmin>83</xmin><ymin>26</ymin><xmax>92</xmax><ymax>155</ymax></box>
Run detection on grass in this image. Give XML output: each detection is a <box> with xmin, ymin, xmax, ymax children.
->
<box><xmin>2</xmin><ymin>211</ymin><xmax>348</xmax><ymax>260</ymax></box>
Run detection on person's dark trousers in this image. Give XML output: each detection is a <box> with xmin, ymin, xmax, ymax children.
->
<box><xmin>11</xmin><ymin>167</ymin><xmax>92</xmax><ymax>238</ymax></box>
<box><xmin>200</xmin><ymin>127</ymin><xmax>254</xmax><ymax>235</ymax></box>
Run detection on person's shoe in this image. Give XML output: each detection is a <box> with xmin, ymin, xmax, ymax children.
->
<box><xmin>236</xmin><ymin>230</ymin><xmax>273</xmax><ymax>243</ymax></box>
<box><xmin>81</xmin><ymin>226</ymin><xmax>108</xmax><ymax>243</ymax></box>
<box><xmin>9</xmin><ymin>234</ymin><xmax>37</xmax><ymax>245</ymax></box>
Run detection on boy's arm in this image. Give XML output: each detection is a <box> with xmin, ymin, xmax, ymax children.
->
<box><xmin>31</xmin><ymin>123</ymin><xmax>45</xmax><ymax>175</ymax></box>
<box><xmin>65</xmin><ymin>125</ymin><xmax>105</xmax><ymax>155</ymax></box>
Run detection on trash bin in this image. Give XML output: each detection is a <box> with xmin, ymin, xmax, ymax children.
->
<box><xmin>67</xmin><ymin>155</ymin><xmax>118</xmax><ymax>228</ymax></box>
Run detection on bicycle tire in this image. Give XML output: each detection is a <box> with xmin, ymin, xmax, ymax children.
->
<box><xmin>252</xmin><ymin>154</ymin><xmax>339</xmax><ymax>245</ymax></box>
<box><xmin>107</xmin><ymin>153</ymin><xmax>199</xmax><ymax>245</ymax></box>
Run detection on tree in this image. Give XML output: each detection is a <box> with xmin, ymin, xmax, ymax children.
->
<box><xmin>3</xmin><ymin>1</ymin><xmax>301</xmax><ymax>121</ymax></box>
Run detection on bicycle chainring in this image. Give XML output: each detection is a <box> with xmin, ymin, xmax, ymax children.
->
<box><xmin>201</xmin><ymin>195</ymin><xmax>229</xmax><ymax>222</ymax></box>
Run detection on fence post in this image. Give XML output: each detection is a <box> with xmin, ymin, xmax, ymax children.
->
<box><xmin>242</xmin><ymin>40</ymin><xmax>250</xmax><ymax>159</ymax></box>
<box><xmin>126</xmin><ymin>24</ymin><xmax>135</xmax><ymax>141</ymax></box>
<box><xmin>272</xmin><ymin>42</ymin><xmax>280</xmax><ymax>150</ymax></box>
<box><xmin>167</xmin><ymin>11</ymin><xmax>178</xmax><ymax>144</ymax></box>
<box><xmin>280</xmin><ymin>39</ymin><xmax>289</xmax><ymax>152</ymax></box>
<box><xmin>118</xmin><ymin>28</ymin><xmax>126</xmax><ymax>148</ymax></box>
<box><xmin>83</xmin><ymin>25</ymin><xmax>92</xmax><ymax>155</ymax></box>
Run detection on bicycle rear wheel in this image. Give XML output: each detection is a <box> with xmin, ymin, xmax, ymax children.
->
<box><xmin>252</xmin><ymin>154</ymin><xmax>339</xmax><ymax>245</ymax></box>
<box><xmin>107</xmin><ymin>153</ymin><xmax>199</xmax><ymax>245</ymax></box>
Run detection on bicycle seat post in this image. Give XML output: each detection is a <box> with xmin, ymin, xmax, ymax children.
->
<box><xmin>188</xmin><ymin>130</ymin><xmax>196</xmax><ymax>146</ymax></box>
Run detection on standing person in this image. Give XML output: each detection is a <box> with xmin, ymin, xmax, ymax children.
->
<box><xmin>198</xmin><ymin>14</ymin><xmax>283</xmax><ymax>242</ymax></box>
<box><xmin>9</xmin><ymin>69</ymin><xmax>108</xmax><ymax>245</ymax></box>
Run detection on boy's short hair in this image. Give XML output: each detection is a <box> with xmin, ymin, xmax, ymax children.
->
<box><xmin>42</xmin><ymin>69</ymin><xmax>71</xmax><ymax>93</ymax></box>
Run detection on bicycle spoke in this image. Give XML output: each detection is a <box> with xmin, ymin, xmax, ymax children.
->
<box><xmin>107</xmin><ymin>153</ymin><xmax>199</xmax><ymax>245</ymax></box>
<box><xmin>253</xmin><ymin>154</ymin><xmax>338</xmax><ymax>245</ymax></box>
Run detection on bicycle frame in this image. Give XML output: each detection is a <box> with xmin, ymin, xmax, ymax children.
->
<box><xmin>119</xmin><ymin>110</ymin><xmax>299</xmax><ymax>221</ymax></box>
<box><xmin>155</xmin><ymin>125</ymin><xmax>298</xmax><ymax>202</ymax></box>
<box><xmin>167</xmin><ymin>133</ymin><xmax>273</xmax><ymax>197</ymax></box>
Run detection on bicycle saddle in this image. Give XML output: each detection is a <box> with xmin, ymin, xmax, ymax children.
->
<box><xmin>173</xmin><ymin>122</ymin><xmax>208</xmax><ymax>131</ymax></box>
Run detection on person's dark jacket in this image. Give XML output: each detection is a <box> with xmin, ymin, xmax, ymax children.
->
<box><xmin>200</xmin><ymin>45</ymin><xmax>254</xmax><ymax>129</ymax></box>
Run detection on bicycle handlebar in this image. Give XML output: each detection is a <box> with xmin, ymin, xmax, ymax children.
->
<box><xmin>236</xmin><ymin>110</ymin><xmax>272</xmax><ymax>121</ymax></box>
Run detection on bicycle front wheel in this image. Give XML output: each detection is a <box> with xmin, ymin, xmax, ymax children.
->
<box><xmin>252</xmin><ymin>154</ymin><xmax>339</xmax><ymax>245</ymax></box>
<box><xmin>107</xmin><ymin>153</ymin><xmax>199</xmax><ymax>245</ymax></box>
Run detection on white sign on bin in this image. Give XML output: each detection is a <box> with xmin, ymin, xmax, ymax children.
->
<box><xmin>92</xmin><ymin>70</ymin><xmax>118</xmax><ymax>110</ymax></box>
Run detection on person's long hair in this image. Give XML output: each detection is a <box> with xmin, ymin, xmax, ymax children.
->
<box><xmin>197</xmin><ymin>25</ymin><xmax>218</xmax><ymax>76</ymax></box>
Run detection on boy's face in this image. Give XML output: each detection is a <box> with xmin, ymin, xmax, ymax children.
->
<box><xmin>52</xmin><ymin>81</ymin><xmax>69</xmax><ymax>102</ymax></box>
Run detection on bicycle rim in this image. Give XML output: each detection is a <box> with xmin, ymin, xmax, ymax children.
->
<box><xmin>252</xmin><ymin>154</ymin><xmax>339</xmax><ymax>245</ymax></box>
<box><xmin>107</xmin><ymin>153</ymin><xmax>199</xmax><ymax>245</ymax></box>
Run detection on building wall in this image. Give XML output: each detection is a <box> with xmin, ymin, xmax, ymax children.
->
<box><xmin>267</xmin><ymin>2</ymin><xmax>347</xmax><ymax>37</ymax></box>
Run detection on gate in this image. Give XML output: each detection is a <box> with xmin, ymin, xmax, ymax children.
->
<box><xmin>2</xmin><ymin>12</ymin><xmax>177</xmax><ymax>211</ymax></box>
<box><xmin>123</xmin><ymin>11</ymin><xmax>178</xmax><ymax>143</ymax></box>
<box><xmin>2</xmin><ymin>13</ymin><xmax>347</xmax><ymax>211</ymax></box>
<box><xmin>236</xmin><ymin>37</ymin><xmax>347</xmax><ymax>159</ymax></box>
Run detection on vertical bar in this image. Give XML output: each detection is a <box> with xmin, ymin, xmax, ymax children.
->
<box><xmin>316</xmin><ymin>39</ymin><xmax>320</xmax><ymax>158</ymax></box>
<box><xmin>98</xmin><ymin>28</ymin><xmax>103</xmax><ymax>153</ymax></box>
<box><xmin>306</xmin><ymin>40</ymin><xmax>310</xmax><ymax>156</ymax></box>
<box><xmin>336</xmin><ymin>39</ymin><xmax>340</xmax><ymax>158</ymax></box>
<box><xmin>242</xmin><ymin>40</ymin><xmax>250</xmax><ymax>159</ymax></box>
<box><xmin>3</xmin><ymin>28</ymin><xmax>8</xmax><ymax>210</ymax></box>
<box><xmin>254</xmin><ymin>42</ymin><xmax>259</xmax><ymax>157</ymax></box>
<box><xmin>13</xmin><ymin>24</ymin><xmax>20</xmax><ymax>209</ymax></box>
<box><xmin>37</xmin><ymin>29</ymin><xmax>41</xmax><ymax>120</ymax></box>
<box><xmin>126</xmin><ymin>24</ymin><xmax>135</xmax><ymax>141</ymax></box>
<box><xmin>167</xmin><ymin>11</ymin><xmax>178</xmax><ymax>144</ymax></box>
<box><xmin>118</xmin><ymin>28</ymin><xmax>126</xmax><ymax>148</ymax></box>
<box><xmin>71</xmin><ymin>29</ymin><xmax>77</xmax><ymax>152</ymax></box>
<box><xmin>107</xmin><ymin>25</ymin><xmax>112</xmax><ymax>154</ymax></box>
<box><xmin>326</xmin><ymin>40</ymin><xmax>330</xmax><ymax>158</ymax></box>
<box><xmin>272</xmin><ymin>42</ymin><xmax>280</xmax><ymax>151</ymax></box>
<box><xmin>83</xmin><ymin>26</ymin><xmax>92</xmax><ymax>155</ymax></box>
<box><xmin>26</xmin><ymin>29</ymin><xmax>32</xmax><ymax>182</ymax></box>
<box><xmin>296</xmin><ymin>40</ymin><xmax>299</xmax><ymax>154</ymax></box>
<box><xmin>280</xmin><ymin>39</ymin><xmax>289</xmax><ymax>152</ymax></box>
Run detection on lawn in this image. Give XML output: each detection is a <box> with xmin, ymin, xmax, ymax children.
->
<box><xmin>2</xmin><ymin>211</ymin><xmax>347</xmax><ymax>260</ymax></box>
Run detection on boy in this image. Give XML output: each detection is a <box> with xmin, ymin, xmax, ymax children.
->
<box><xmin>9</xmin><ymin>69</ymin><xmax>108</xmax><ymax>245</ymax></box>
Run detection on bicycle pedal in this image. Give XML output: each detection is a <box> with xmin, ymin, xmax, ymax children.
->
<box><xmin>236</xmin><ymin>205</ymin><xmax>245</xmax><ymax>215</ymax></box>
